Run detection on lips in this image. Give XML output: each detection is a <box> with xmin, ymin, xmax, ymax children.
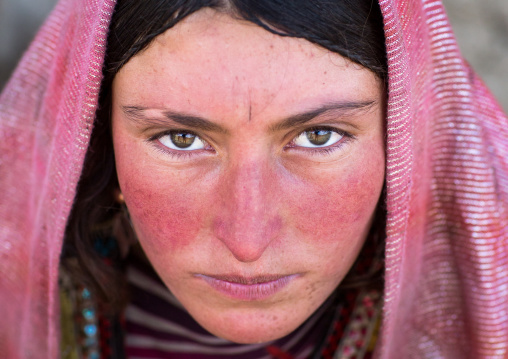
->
<box><xmin>196</xmin><ymin>273</ymin><xmax>298</xmax><ymax>301</ymax></box>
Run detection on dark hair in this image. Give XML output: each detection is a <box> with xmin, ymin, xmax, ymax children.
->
<box><xmin>63</xmin><ymin>0</ymin><xmax>387</xmax><ymax>309</ymax></box>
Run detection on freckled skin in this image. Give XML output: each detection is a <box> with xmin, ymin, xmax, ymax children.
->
<box><xmin>112</xmin><ymin>9</ymin><xmax>385</xmax><ymax>344</ymax></box>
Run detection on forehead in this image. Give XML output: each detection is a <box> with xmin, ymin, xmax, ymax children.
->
<box><xmin>113</xmin><ymin>8</ymin><xmax>381</xmax><ymax>123</ymax></box>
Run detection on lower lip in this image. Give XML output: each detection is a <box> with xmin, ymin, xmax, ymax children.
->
<box><xmin>197</xmin><ymin>274</ymin><xmax>298</xmax><ymax>301</ymax></box>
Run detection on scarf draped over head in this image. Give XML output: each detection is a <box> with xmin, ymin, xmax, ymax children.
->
<box><xmin>0</xmin><ymin>0</ymin><xmax>507</xmax><ymax>357</ymax></box>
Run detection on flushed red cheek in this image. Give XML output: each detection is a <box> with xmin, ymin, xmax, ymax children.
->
<box><xmin>121</xmin><ymin>179</ymin><xmax>206</xmax><ymax>252</ymax></box>
<box><xmin>288</xmin><ymin>169</ymin><xmax>382</xmax><ymax>244</ymax></box>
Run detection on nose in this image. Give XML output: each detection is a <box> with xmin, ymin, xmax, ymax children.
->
<box><xmin>213</xmin><ymin>159</ymin><xmax>282</xmax><ymax>262</ymax></box>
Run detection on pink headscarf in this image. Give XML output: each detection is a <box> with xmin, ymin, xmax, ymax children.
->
<box><xmin>0</xmin><ymin>0</ymin><xmax>507</xmax><ymax>357</ymax></box>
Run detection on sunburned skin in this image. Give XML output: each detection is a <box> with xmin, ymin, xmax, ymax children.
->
<box><xmin>112</xmin><ymin>8</ymin><xmax>385</xmax><ymax>344</ymax></box>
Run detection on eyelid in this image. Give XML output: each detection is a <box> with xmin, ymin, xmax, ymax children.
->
<box><xmin>293</xmin><ymin>128</ymin><xmax>344</xmax><ymax>147</ymax></box>
<box><xmin>288</xmin><ymin>125</ymin><xmax>351</xmax><ymax>144</ymax></box>
<box><xmin>285</xmin><ymin>125</ymin><xmax>354</xmax><ymax>155</ymax></box>
<box><xmin>146</xmin><ymin>129</ymin><xmax>215</xmax><ymax>159</ymax></box>
<box><xmin>148</xmin><ymin>129</ymin><xmax>199</xmax><ymax>141</ymax></box>
<box><xmin>298</xmin><ymin>125</ymin><xmax>346</xmax><ymax>135</ymax></box>
<box><xmin>149</xmin><ymin>129</ymin><xmax>212</xmax><ymax>147</ymax></box>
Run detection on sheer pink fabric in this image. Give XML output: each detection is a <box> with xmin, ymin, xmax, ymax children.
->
<box><xmin>0</xmin><ymin>0</ymin><xmax>507</xmax><ymax>358</ymax></box>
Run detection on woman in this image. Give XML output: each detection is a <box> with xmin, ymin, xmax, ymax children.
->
<box><xmin>0</xmin><ymin>0</ymin><xmax>507</xmax><ymax>358</ymax></box>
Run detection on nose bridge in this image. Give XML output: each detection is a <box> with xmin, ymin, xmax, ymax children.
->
<box><xmin>214</xmin><ymin>158</ymin><xmax>281</xmax><ymax>262</ymax></box>
<box><xmin>232</xmin><ymin>160</ymin><xmax>264</xmax><ymax>215</ymax></box>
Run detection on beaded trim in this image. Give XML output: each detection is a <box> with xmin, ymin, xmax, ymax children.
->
<box><xmin>60</xmin><ymin>269</ymin><xmax>100</xmax><ymax>359</ymax></box>
<box><xmin>333</xmin><ymin>289</ymin><xmax>382</xmax><ymax>359</ymax></box>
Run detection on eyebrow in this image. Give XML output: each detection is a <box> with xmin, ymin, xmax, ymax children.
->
<box><xmin>122</xmin><ymin>106</ymin><xmax>226</xmax><ymax>133</ymax></box>
<box><xmin>269</xmin><ymin>100</ymin><xmax>377</xmax><ymax>131</ymax></box>
<box><xmin>121</xmin><ymin>100</ymin><xmax>377</xmax><ymax>133</ymax></box>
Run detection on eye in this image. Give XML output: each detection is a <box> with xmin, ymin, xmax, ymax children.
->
<box><xmin>292</xmin><ymin>127</ymin><xmax>344</xmax><ymax>148</ymax></box>
<box><xmin>158</xmin><ymin>131</ymin><xmax>206</xmax><ymax>151</ymax></box>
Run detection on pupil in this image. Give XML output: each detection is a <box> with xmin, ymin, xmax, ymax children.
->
<box><xmin>306</xmin><ymin>130</ymin><xmax>331</xmax><ymax>146</ymax></box>
<box><xmin>171</xmin><ymin>132</ymin><xmax>195</xmax><ymax>148</ymax></box>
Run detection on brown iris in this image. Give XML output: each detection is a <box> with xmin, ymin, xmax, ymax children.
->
<box><xmin>306</xmin><ymin>129</ymin><xmax>332</xmax><ymax>146</ymax></box>
<box><xmin>170</xmin><ymin>132</ymin><xmax>196</xmax><ymax>148</ymax></box>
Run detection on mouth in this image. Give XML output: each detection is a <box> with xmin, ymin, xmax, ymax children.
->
<box><xmin>195</xmin><ymin>273</ymin><xmax>299</xmax><ymax>301</ymax></box>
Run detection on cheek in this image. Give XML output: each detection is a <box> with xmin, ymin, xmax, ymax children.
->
<box><xmin>287</xmin><ymin>153</ymin><xmax>384</xmax><ymax>243</ymax></box>
<box><xmin>122</xmin><ymin>179</ymin><xmax>203</xmax><ymax>251</ymax></box>
<box><xmin>114</xmin><ymin>138</ymin><xmax>213</xmax><ymax>253</ymax></box>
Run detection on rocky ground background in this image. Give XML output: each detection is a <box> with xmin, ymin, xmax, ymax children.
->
<box><xmin>1</xmin><ymin>0</ymin><xmax>507</xmax><ymax>111</ymax></box>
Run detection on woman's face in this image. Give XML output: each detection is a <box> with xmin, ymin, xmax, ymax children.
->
<box><xmin>112</xmin><ymin>9</ymin><xmax>385</xmax><ymax>343</ymax></box>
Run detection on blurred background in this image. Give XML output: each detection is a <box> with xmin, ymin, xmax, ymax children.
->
<box><xmin>0</xmin><ymin>0</ymin><xmax>507</xmax><ymax>111</ymax></box>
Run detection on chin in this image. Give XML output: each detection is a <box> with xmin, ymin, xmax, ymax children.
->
<box><xmin>186</xmin><ymin>304</ymin><xmax>311</xmax><ymax>344</ymax></box>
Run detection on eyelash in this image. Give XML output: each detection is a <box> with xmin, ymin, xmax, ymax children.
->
<box><xmin>147</xmin><ymin>126</ymin><xmax>353</xmax><ymax>159</ymax></box>
<box><xmin>147</xmin><ymin>130</ymin><xmax>214</xmax><ymax>159</ymax></box>
<box><xmin>285</xmin><ymin>126</ymin><xmax>354</xmax><ymax>156</ymax></box>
